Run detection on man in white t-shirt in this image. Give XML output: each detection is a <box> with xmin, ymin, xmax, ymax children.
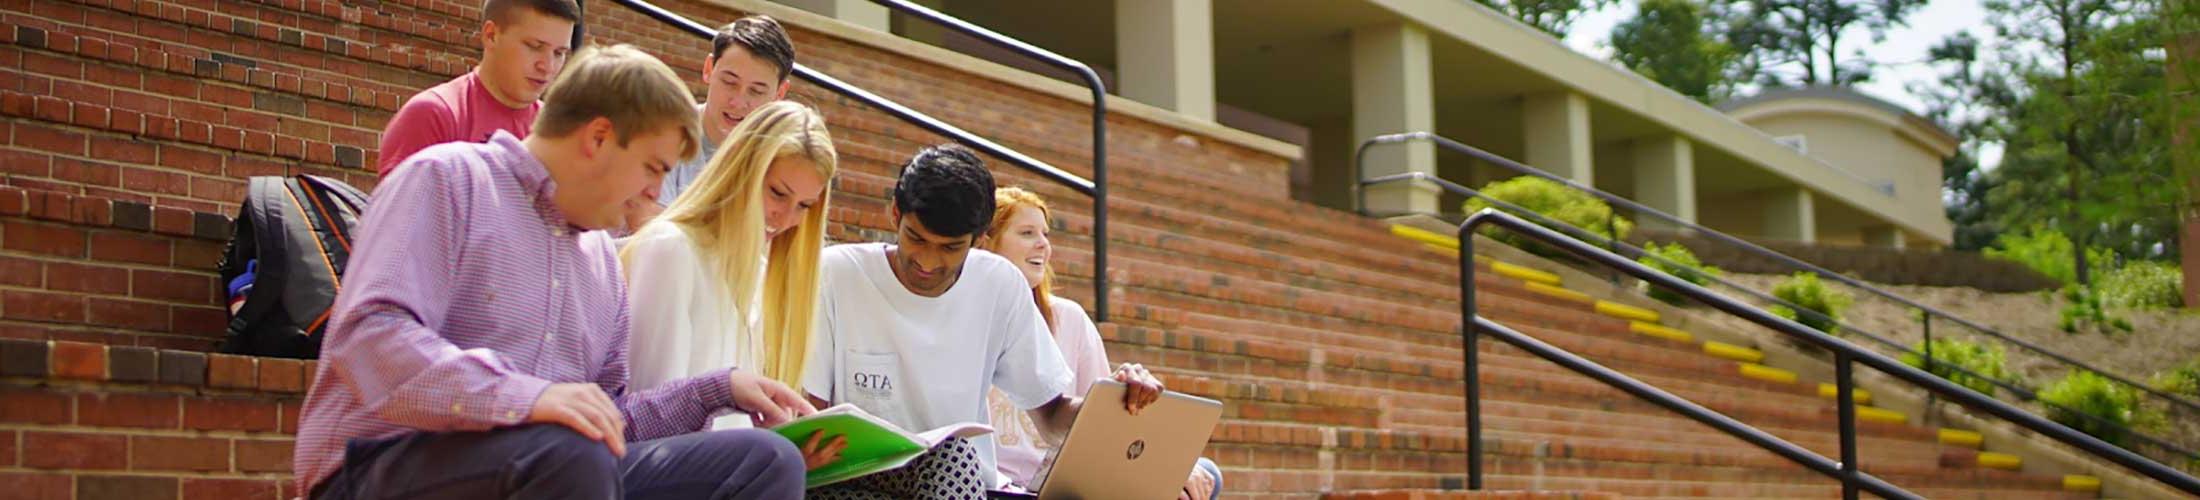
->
<box><xmin>802</xmin><ymin>144</ymin><xmax>1164</xmax><ymax>492</ymax></box>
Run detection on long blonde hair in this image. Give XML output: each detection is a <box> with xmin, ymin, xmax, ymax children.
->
<box><xmin>623</xmin><ymin>100</ymin><xmax>836</xmax><ymax>388</ymax></box>
<box><xmin>981</xmin><ymin>187</ymin><xmax>1056</xmax><ymax>332</ymax></box>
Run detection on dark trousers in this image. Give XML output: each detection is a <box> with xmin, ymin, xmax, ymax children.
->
<box><xmin>313</xmin><ymin>424</ymin><xmax>804</xmax><ymax>500</ymax></box>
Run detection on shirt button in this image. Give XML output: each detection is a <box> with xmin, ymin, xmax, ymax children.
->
<box><xmin>452</xmin><ymin>403</ymin><xmax>464</xmax><ymax>414</ymax></box>
<box><xmin>551</xmin><ymin>279</ymin><xmax>560</xmax><ymax>289</ymax></box>
<box><xmin>506</xmin><ymin>410</ymin><xmax>519</xmax><ymax>420</ymax></box>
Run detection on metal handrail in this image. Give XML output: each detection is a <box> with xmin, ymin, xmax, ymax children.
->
<box><xmin>1392</xmin><ymin>169</ymin><xmax>2200</xmax><ymax>465</ymax></box>
<box><xmin>868</xmin><ymin>0</ymin><xmax>1110</xmax><ymax>322</ymax></box>
<box><xmin>1355</xmin><ymin>131</ymin><xmax>2200</xmax><ymax>417</ymax></box>
<box><xmin>1460</xmin><ymin>209</ymin><xmax>2200</xmax><ymax>498</ymax></box>
<box><xmin>610</xmin><ymin>0</ymin><xmax>1108</xmax><ymax>319</ymax></box>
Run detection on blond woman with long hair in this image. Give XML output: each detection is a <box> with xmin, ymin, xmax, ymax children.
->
<box><xmin>623</xmin><ymin>100</ymin><xmax>835</xmax><ymax>431</ymax></box>
<box><xmin>979</xmin><ymin>187</ymin><xmax>1223</xmax><ymax>499</ymax></box>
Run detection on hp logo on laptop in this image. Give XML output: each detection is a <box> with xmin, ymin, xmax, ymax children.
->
<box><xmin>1125</xmin><ymin>439</ymin><xmax>1146</xmax><ymax>460</ymax></box>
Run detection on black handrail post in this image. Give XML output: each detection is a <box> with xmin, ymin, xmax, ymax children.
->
<box><xmin>1920</xmin><ymin>314</ymin><xmax>1934</xmax><ymax>379</ymax></box>
<box><xmin>865</xmin><ymin>0</ymin><xmax>1109</xmax><ymax>321</ymax></box>
<box><xmin>1921</xmin><ymin>314</ymin><xmax>1938</xmax><ymax>419</ymax></box>
<box><xmin>1089</xmin><ymin>77</ymin><xmax>1108</xmax><ymax>322</ymax></box>
<box><xmin>1603</xmin><ymin>211</ymin><xmax>1620</xmax><ymax>285</ymax></box>
<box><xmin>1459</xmin><ymin>222</ymin><xmax>1484</xmax><ymax>491</ymax></box>
<box><xmin>1837</xmin><ymin>352</ymin><xmax>1860</xmax><ymax>500</ymax></box>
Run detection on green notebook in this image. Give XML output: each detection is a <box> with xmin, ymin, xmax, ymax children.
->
<box><xmin>770</xmin><ymin>404</ymin><xmax>995</xmax><ymax>489</ymax></box>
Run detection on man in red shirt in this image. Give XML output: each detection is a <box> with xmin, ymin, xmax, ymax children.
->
<box><xmin>377</xmin><ymin>0</ymin><xmax>578</xmax><ymax>177</ymax></box>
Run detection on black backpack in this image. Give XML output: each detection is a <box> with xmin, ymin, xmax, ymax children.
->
<box><xmin>216</xmin><ymin>175</ymin><xmax>370</xmax><ymax>359</ymax></box>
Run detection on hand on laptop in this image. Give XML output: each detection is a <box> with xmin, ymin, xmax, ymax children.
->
<box><xmin>1109</xmin><ymin>363</ymin><xmax>1164</xmax><ymax>415</ymax></box>
<box><xmin>798</xmin><ymin>429</ymin><xmax>848</xmax><ymax>471</ymax></box>
<box><xmin>1178</xmin><ymin>465</ymin><xmax>1217</xmax><ymax>500</ymax></box>
<box><xmin>728</xmin><ymin>369</ymin><xmax>818</xmax><ymax>427</ymax></box>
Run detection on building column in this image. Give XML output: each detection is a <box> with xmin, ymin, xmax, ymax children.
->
<box><xmin>1630</xmin><ymin>135</ymin><xmax>1695</xmax><ymax>231</ymax></box>
<box><xmin>1763</xmin><ymin>187</ymin><xmax>1817</xmax><ymax>244</ymax></box>
<box><xmin>1524</xmin><ymin>92</ymin><xmax>1594</xmax><ymax>185</ymax></box>
<box><xmin>1351</xmin><ymin>22</ymin><xmax>1437</xmax><ymax>215</ymax></box>
<box><xmin>1863</xmin><ymin>226</ymin><xmax>1906</xmax><ymax>249</ymax></box>
<box><xmin>776</xmin><ymin>0</ymin><xmax>890</xmax><ymax>32</ymax></box>
<box><xmin>1116</xmin><ymin>0</ymin><xmax>1214</xmax><ymax>121</ymax></box>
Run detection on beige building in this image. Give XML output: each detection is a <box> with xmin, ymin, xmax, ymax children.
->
<box><xmin>775</xmin><ymin>0</ymin><xmax>1957</xmax><ymax>247</ymax></box>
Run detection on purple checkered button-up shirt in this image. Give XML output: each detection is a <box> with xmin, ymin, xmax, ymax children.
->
<box><xmin>294</xmin><ymin>131</ymin><xmax>736</xmax><ymax>494</ymax></box>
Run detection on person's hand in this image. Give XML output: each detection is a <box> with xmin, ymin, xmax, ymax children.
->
<box><xmin>729</xmin><ymin>370</ymin><xmax>817</xmax><ymax>427</ymax></box>
<box><xmin>1110</xmin><ymin>363</ymin><xmax>1163</xmax><ymax>415</ymax></box>
<box><xmin>1177</xmin><ymin>465</ymin><xmax>1216</xmax><ymax>500</ymax></box>
<box><xmin>799</xmin><ymin>429</ymin><xmax>848</xmax><ymax>471</ymax></box>
<box><xmin>528</xmin><ymin>383</ymin><xmax>628</xmax><ymax>457</ymax></box>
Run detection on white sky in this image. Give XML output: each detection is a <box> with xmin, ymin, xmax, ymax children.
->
<box><xmin>1562</xmin><ymin>0</ymin><xmax>2004</xmax><ymax>166</ymax></box>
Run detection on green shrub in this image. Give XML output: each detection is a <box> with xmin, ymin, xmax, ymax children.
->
<box><xmin>1984</xmin><ymin>226</ymin><xmax>2113</xmax><ymax>285</ymax></box>
<box><xmin>1636</xmin><ymin>242</ymin><xmax>1721</xmax><ymax>305</ymax></box>
<box><xmin>2153</xmin><ymin>359</ymin><xmax>2200</xmax><ymax>398</ymax></box>
<box><xmin>1898</xmin><ymin>339</ymin><xmax>2011</xmax><ymax>396</ymax></box>
<box><xmin>2038</xmin><ymin>370</ymin><xmax>2153</xmax><ymax>447</ymax></box>
<box><xmin>1463</xmin><ymin>176</ymin><xmax>1633</xmax><ymax>251</ymax></box>
<box><xmin>2098</xmin><ymin>260</ymin><xmax>2184</xmax><ymax>309</ymax></box>
<box><xmin>2058</xmin><ymin>285</ymin><xmax>2134</xmax><ymax>334</ymax></box>
<box><xmin>1767</xmin><ymin>272</ymin><xmax>1852</xmax><ymax>334</ymax></box>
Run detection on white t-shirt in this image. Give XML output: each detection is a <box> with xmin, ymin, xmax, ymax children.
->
<box><xmin>803</xmin><ymin>243</ymin><xmax>1074</xmax><ymax>484</ymax></box>
<box><xmin>990</xmin><ymin>296</ymin><xmax>1112</xmax><ymax>488</ymax></box>
<box><xmin>624</xmin><ymin>222</ymin><xmax>762</xmax><ymax>430</ymax></box>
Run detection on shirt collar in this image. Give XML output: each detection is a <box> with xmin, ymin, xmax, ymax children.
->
<box><xmin>489</xmin><ymin>130</ymin><xmax>578</xmax><ymax>232</ymax></box>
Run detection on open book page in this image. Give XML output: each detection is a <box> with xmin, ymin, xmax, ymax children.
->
<box><xmin>770</xmin><ymin>404</ymin><xmax>995</xmax><ymax>488</ymax></box>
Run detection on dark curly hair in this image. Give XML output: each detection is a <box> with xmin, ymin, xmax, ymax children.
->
<box><xmin>892</xmin><ymin>144</ymin><xmax>995</xmax><ymax>238</ymax></box>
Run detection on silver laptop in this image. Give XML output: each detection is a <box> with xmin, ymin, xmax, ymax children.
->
<box><xmin>1025</xmin><ymin>380</ymin><xmax>1224</xmax><ymax>500</ymax></box>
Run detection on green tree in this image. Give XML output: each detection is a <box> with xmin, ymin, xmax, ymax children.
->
<box><xmin>1914</xmin><ymin>32</ymin><xmax>2013</xmax><ymax>251</ymax></box>
<box><xmin>1711</xmin><ymin>0</ymin><xmax>1929</xmax><ymax>86</ymax></box>
<box><xmin>1610</xmin><ymin>0</ymin><xmax>1740</xmax><ymax>102</ymax></box>
<box><xmin>1476</xmin><ymin>0</ymin><xmax>1617</xmax><ymax>36</ymax></box>
<box><xmin>1982</xmin><ymin>0</ymin><xmax>2176</xmax><ymax>284</ymax></box>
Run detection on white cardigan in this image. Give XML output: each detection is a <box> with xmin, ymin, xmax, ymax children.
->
<box><xmin>625</xmin><ymin>223</ymin><xmax>764</xmax><ymax>429</ymax></box>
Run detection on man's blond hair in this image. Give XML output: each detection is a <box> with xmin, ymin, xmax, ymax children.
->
<box><xmin>532</xmin><ymin>44</ymin><xmax>702</xmax><ymax>161</ymax></box>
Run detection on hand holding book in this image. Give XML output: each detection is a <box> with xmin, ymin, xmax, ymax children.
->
<box><xmin>798</xmin><ymin>429</ymin><xmax>849</xmax><ymax>471</ymax></box>
<box><xmin>771</xmin><ymin>404</ymin><xmax>994</xmax><ymax>488</ymax></box>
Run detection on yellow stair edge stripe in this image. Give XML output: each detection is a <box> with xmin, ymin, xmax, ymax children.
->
<box><xmin>1593</xmin><ymin>300</ymin><xmax>1659</xmax><ymax>323</ymax></box>
<box><xmin>1816</xmin><ymin>383</ymin><xmax>1873</xmax><ymax>405</ymax></box>
<box><xmin>1390</xmin><ymin>224</ymin><xmax>1457</xmax><ymax>249</ymax></box>
<box><xmin>1524</xmin><ymin>281</ymin><xmax>1595</xmax><ymax>304</ymax></box>
<box><xmin>1703</xmin><ymin>341</ymin><xmax>1765</xmax><ymax>363</ymax></box>
<box><xmin>1493</xmin><ymin>261</ymin><xmax>1563</xmax><ymax>286</ymax></box>
<box><xmin>1737</xmin><ymin>363</ymin><xmax>1797</xmax><ymax>384</ymax></box>
<box><xmin>2062</xmin><ymin>475</ymin><xmax>2101</xmax><ymax>492</ymax></box>
<box><xmin>1937</xmin><ymin>428</ymin><xmax>1983</xmax><ymax>448</ymax></box>
<box><xmin>1857</xmin><ymin>406</ymin><xmax>1907</xmax><ymax>424</ymax></box>
<box><xmin>1978</xmin><ymin>451</ymin><xmax>2022</xmax><ymax>470</ymax></box>
<box><xmin>1629</xmin><ymin>322</ymin><xmax>1693</xmax><ymax>343</ymax></box>
<box><xmin>1420</xmin><ymin>243</ymin><xmax>1460</xmax><ymax>258</ymax></box>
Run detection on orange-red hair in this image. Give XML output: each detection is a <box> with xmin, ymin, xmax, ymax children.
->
<box><xmin>982</xmin><ymin>186</ymin><xmax>1056</xmax><ymax>331</ymax></box>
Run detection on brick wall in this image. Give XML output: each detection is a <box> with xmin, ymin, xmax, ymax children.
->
<box><xmin>2</xmin><ymin>338</ymin><xmax>309</xmax><ymax>500</ymax></box>
<box><xmin>1</xmin><ymin>187</ymin><xmax>232</xmax><ymax>351</ymax></box>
